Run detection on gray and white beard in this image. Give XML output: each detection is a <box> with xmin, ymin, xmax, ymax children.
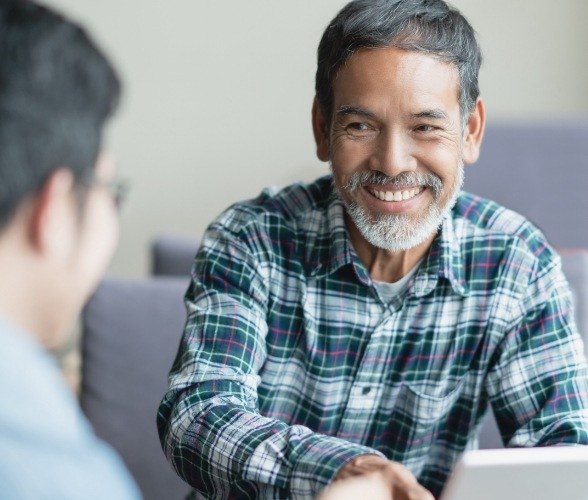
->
<box><xmin>335</xmin><ymin>164</ymin><xmax>464</xmax><ymax>252</ymax></box>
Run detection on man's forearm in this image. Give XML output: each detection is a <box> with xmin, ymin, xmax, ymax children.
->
<box><xmin>158</xmin><ymin>384</ymin><xmax>383</xmax><ymax>498</ymax></box>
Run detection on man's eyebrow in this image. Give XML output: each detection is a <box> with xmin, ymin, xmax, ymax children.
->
<box><xmin>411</xmin><ymin>109</ymin><xmax>449</xmax><ymax>120</ymax></box>
<box><xmin>335</xmin><ymin>105</ymin><xmax>377</xmax><ymax>119</ymax></box>
<box><xmin>336</xmin><ymin>106</ymin><xmax>449</xmax><ymax>121</ymax></box>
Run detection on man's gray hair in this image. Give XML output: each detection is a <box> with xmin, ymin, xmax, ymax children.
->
<box><xmin>315</xmin><ymin>0</ymin><xmax>482</xmax><ymax>126</ymax></box>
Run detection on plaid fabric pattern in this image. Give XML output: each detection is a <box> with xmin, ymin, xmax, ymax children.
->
<box><xmin>158</xmin><ymin>175</ymin><xmax>588</xmax><ymax>499</ymax></box>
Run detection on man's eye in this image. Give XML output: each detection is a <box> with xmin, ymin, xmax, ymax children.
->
<box><xmin>346</xmin><ymin>122</ymin><xmax>373</xmax><ymax>135</ymax></box>
<box><xmin>415</xmin><ymin>124</ymin><xmax>437</xmax><ymax>133</ymax></box>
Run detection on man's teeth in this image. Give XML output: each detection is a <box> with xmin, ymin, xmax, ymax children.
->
<box><xmin>371</xmin><ymin>187</ymin><xmax>423</xmax><ymax>202</ymax></box>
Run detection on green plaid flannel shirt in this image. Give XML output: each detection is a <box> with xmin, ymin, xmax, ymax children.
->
<box><xmin>158</xmin><ymin>175</ymin><xmax>588</xmax><ymax>499</ymax></box>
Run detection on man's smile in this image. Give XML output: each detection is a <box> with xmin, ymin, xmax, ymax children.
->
<box><xmin>368</xmin><ymin>186</ymin><xmax>425</xmax><ymax>202</ymax></box>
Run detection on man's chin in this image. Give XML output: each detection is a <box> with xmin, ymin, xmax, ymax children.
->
<box><xmin>358</xmin><ymin>225</ymin><xmax>437</xmax><ymax>252</ymax></box>
<box><xmin>347</xmin><ymin>201</ymin><xmax>444</xmax><ymax>252</ymax></box>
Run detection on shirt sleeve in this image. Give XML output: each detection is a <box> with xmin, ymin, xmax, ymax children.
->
<box><xmin>157</xmin><ymin>216</ymin><xmax>382</xmax><ymax>498</ymax></box>
<box><xmin>485</xmin><ymin>251</ymin><xmax>588</xmax><ymax>447</ymax></box>
<box><xmin>0</xmin><ymin>324</ymin><xmax>140</xmax><ymax>500</ymax></box>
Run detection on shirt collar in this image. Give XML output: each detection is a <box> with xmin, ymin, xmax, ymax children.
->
<box><xmin>306</xmin><ymin>183</ymin><xmax>468</xmax><ymax>297</ymax></box>
<box><xmin>307</xmin><ymin>191</ymin><xmax>357</xmax><ymax>279</ymax></box>
<box><xmin>412</xmin><ymin>208</ymin><xmax>469</xmax><ymax>298</ymax></box>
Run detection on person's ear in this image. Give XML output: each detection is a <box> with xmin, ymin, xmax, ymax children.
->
<box><xmin>29</xmin><ymin>168</ymin><xmax>77</xmax><ymax>256</ymax></box>
<box><xmin>312</xmin><ymin>97</ymin><xmax>330</xmax><ymax>162</ymax></box>
<box><xmin>462</xmin><ymin>97</ymin><xmax>486</xmax><ymax>165</ymax></box>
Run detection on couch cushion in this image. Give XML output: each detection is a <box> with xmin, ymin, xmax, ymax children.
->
<box><xmin>151</xmin><ymin>234</ymin><xmax>199</xmax><ymax>277</ymax></box>
<box><xmin>464</xmin><ymin>122</ymin><xmax>588</xmax><ymax>248</ymax></box>
<box><xmin>80</xmin><ymin>277</ymin><xmax>191</xmax><ymax>500</ymax></box>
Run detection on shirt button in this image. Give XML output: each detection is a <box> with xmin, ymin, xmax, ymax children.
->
<box><xmin>362</xmin><ymin>386</ymin><xmax>371</xmax><ymax>395</ymax></box>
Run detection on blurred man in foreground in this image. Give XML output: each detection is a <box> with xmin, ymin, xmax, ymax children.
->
<box><xmin>0</xmin><ymin>1</ymin><xmax>139</xmax><ymax>497</ymax></box>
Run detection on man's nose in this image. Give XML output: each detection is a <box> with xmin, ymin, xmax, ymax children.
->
<box><xmin>368</xmin><ymin>131</ymin><xmax>417</xmax><ymax>176</ymax></box>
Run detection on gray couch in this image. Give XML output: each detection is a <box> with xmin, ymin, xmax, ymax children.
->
<box><xmin>79</xmin><ymin>122</ymin><xmax>588</xmax><ymax>497</ymax></box>
<box><xmin>81</xmin><ymin>277</ymin><xmax>192</xmax><ymax>500</ymax></box>
<box><xmin>464</xmin><ymin>121</ymin><xmax>588</xmax><ymax>249</ymax></box>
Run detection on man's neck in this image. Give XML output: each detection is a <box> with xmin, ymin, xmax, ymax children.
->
<box><xmin>346</xmin><ymin>216</ymin><xmax>434</xmax><ymax>283</ymax></box>
<box><xmin>0</xmin><ymin>231</ymin><xmax>58</xmax><ymax>346</ymax></box>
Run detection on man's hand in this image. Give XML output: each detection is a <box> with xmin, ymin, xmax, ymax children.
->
<box><xmin>318</xmin><ymin>454</ymin><xmax>434</xmax><ymax>500</ymax></box>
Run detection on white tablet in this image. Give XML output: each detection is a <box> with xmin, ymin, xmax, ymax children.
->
<box><xmin>440</xmin><ymin>446</ymin><xmax>588</xmax><ymax>500</ymax></box>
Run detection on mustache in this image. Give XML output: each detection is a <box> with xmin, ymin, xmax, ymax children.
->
<box><xmin>342</xmin><ymin>171</ymin><xmax>443</xmax><ymax>197</ymax></box>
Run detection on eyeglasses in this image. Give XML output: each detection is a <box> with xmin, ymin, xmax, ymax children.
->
<box><xmin>83</xmin><ymin>177</ymin><xmax>130</xmax><ymax>211</ymax></box>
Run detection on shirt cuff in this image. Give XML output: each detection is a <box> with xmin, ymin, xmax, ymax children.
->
<box><xmin>288</xmin><ymin>432</ymin><xmax>386</xmax><ymax>497</ymax></box>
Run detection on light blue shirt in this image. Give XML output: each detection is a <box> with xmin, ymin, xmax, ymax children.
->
<box><xmin>0</xmin><ymin>317</ymin><xmax>140</xmax><ymax>499</ymax></box>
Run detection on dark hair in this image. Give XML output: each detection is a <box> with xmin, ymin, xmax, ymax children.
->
<box><xmin>316</xmin><ymin>0</ymin><xmax>481</xmax><ymax>125</ymax></box>
<box><xmin>0</xmin><ymin>0</ymin><xmax>121</xmax><ymax>228</ymax></box>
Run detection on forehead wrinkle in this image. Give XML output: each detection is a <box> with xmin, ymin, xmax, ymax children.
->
<box><xmin>332</xmin><ymin>48</ymin><xmax>462</xmax><ymax>126</ymax></box>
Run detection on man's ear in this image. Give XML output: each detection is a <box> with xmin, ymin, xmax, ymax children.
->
<box><xmin>312</xmin><ymin>97</ymin><xmax>330</xmax><ymax>162</ymax></box>
<box><xmin>29</xmin><ymin>168</ymin><xmax>77</xmax><ymax>255</ymax></box>
<box><xmin>462</xmin><ymin>97</ymin><xmax>486</xmax><ymax>165</ymax></box>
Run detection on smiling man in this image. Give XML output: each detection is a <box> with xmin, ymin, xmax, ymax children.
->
<box><xmin>158</xmin><ymin>1</ymin><xmax>588</xmax><ymax>498</ymax></box>
<box><xmin>317</xmin><ymin>46</ymin><xmax>481</xmax><ymax>282</ymax></box>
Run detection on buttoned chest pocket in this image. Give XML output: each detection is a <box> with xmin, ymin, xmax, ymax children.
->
<box><xmin>380</xmin><ymin>375</ymin><xmax>469</xmax><ymax>461</ymax></box>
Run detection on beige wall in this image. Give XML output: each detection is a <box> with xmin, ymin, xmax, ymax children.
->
<box><xmin>42</xmin><ymin>0</ymin><xmax>588</xmax><ymax>277</ymax></box>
